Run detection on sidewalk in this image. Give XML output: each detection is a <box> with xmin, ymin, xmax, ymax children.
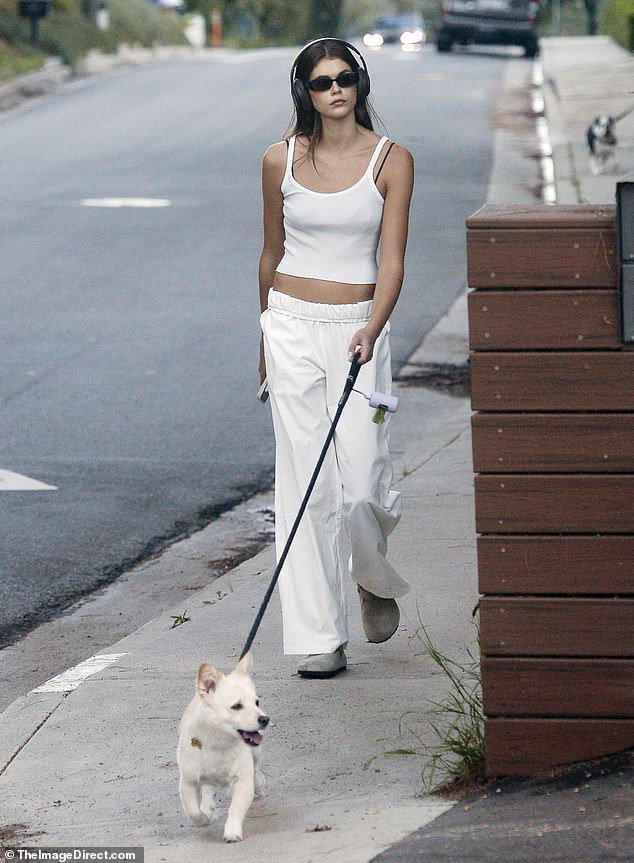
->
<box><xmin>1</xmin><ymin>37</ymin><xmax>632</xmax><ymax>863</ymax></box>
<box><xmin>540</xmin><ymin>35</ymin><xmax>634</xmax><ymax>203</ymax></box>
<box><xmin>0</xmin><ymin>387</ymin><xmax>476</xmax><ymax>861</ymax></box>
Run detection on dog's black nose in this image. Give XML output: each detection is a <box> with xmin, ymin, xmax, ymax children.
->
<box><xmin>258</xmin><ymin>715</ymin><xmax>270</xmax><ymax>728</ymax></box>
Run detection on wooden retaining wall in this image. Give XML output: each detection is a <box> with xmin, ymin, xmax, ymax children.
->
<box><xmin>467</xmin><ymin>204</ymin><xmax>634</xmax><ymax>776</ymax></box>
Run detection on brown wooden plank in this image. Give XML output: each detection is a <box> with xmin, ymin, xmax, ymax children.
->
<box><xmin>475</xmin><ymin>474</ymin><xmax>634</xmax><ymax>534</ymax></box>
<box><xmin>467</xmin><ymin>229</ymin><xmax>617</xmax><ymax>289</ymax></box>
<box><xmin>481</xmin><ymin>658</ymin><xmax>634</xmax><ymax>717</ymax></box>
<box><xmin>485</xmin><ymin>718</ymin><xmax>634</xmax><ymax>776</ymax></box>
<box><xmin>468</xmin><ymin>290</ymin><xmax>620</xmax><ymax>350</ymax></box>
<box><xmin>479</xmin><ymin>597</ymin><xmax>634</xmax><ymax>657</ymax></box>
<box><xmin>471</xmin><ymin>353</ymin><xmax>634</xmax><ymax>411</ymax></box>
<box><xmin>467</xmin><ymin>204</ymin><xmax>615</xmax><ymax>230</ymax></box>
<box><xmin>477</xmin><ymin>536</ymin><xmax>634</xmax><ymax>595</ymax></box>
<box><xmin>472</xmin><ymin>413</ymin><xmax>634</xmax><ymax>473</ymax></box>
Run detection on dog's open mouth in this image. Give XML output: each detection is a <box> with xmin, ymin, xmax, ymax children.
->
<box><xmin>238</xmin><ymin>729</ymin><xmax>263</xmax><ymax>747</ymax></box>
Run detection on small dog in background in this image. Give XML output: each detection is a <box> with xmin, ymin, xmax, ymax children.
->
<box><xmin>587</xmin><ymin>114</ymin><xmax>619</xmax><ymax>175</ymax></box>
<box><xmin>177</xmin><ymin>651</ymin><xmax>269</xmax><ymax>842</ymax></box>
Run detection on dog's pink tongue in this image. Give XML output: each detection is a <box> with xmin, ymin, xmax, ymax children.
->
<box><xmin>241</xmin><ymin>730</ymin><xmax>263</xmax><ymax>745</ymax></box>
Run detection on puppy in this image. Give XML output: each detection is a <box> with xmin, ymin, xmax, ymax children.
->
<box><xmin>177</xmin><ymin>651</ymin><xmax>269</xmax><ymax>842</ymax></box>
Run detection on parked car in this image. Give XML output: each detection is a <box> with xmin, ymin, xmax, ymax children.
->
<box><xmin>436</xmin><ymin>0</ymin><xmax>540</xmax><ymax>57</ymax></box>
<box><xmin>363</xmin><ymin>12</ymin><xmax>427</xmax><ymax>48</ymax></box>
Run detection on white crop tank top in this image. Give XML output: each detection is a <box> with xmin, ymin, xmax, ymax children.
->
<box><xmin>276</xmin><ymin>135</ymin><xmax>388</xmax><ymax>284</ymax></box>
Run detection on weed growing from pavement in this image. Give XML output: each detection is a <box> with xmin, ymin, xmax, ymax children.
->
<box><xmin>170</xmin><ymin>610</ymin><xmax>190</xmax><ymax>628</ymax></box>
<box><xmin>414</xmin><ymin>608</ymin><xmax>486</xmax><ymax>794</ymax></box>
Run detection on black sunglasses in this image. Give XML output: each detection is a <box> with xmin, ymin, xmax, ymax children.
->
<box><xmin>306</xmin><ymin>70</ymin><xmax>359</xmax><ymax>93</ymax></box>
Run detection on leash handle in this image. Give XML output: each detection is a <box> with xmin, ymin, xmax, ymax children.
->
<box><xmin>340</xmin><ymin>352</ymin><xmax>362</xmax><ymax>405</ymax></box>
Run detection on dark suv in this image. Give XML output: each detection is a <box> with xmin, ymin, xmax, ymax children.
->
<box><xmin>436</xmin><ymin>0</ymin><xmax>540</xmax><ymax>57</ymax></box>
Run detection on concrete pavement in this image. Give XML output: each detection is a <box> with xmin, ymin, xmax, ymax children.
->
<box><xmin>540</xmin><ymin>35</ymin><xmax>634</xmax><ymax>203</ymax></box>
<box><xmin>1</xmin><ymin>36</ymin><xmax>633</xmax><ymax>863</ymax></box>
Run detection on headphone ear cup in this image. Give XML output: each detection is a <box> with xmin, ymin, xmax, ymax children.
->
<box><xmin>357</xmin><ymin>66</ymin><xmax>370</xmax><ymax>102</ymax></box>
<box><xmin>292</xmin><ymin>78</ymin><xmax>313</xmax><ymax>113</ymax></box>
<box><xmin>356</xmin><ymin>68</ymin><xmax>370</xmax><ymax>102</ymax></box>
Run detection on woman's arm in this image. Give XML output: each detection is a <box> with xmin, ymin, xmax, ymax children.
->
<box><xmin>259</xmin><ymin>143</ymin><xmax>286</xmax><ymax>311</ymax></box>
<box><xmin>258</xmin><ymin>142</ymin><xmax>286</xmax><ymax>380</ymax></box>
<box><xmin>348</xmin><ymin>144</ymin><xmax>414</xmax><ymax>364</ymax></box>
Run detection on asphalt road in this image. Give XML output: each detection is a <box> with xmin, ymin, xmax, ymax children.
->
<box><xmin>0</xmin><ymin>44</ymin><xmax>504</xmax><ymax>646</ymax></box>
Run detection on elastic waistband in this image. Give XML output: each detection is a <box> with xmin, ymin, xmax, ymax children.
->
<box><xmin>267</xmin><ymin>289</ymin><xmax>373</xmax><ymax>323</ymax></box>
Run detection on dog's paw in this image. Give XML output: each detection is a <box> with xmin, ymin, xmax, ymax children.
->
<box><xmin>223</xmin><ymin>817</ymin><xmax>244</xmax><ymax>842</ymax></box>
<box><xmin>200</xmin><ymin>788</ymin><xmax>217</xmax><ymax>819</ymax></box>
<box><xmin>188</xmin><ymin>812</ymin><xmax>210</xmax><ymax>828</ymax></box>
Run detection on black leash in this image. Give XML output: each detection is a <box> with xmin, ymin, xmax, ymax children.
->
<box><xmin>240</xmin><ymin>354</ymin><xmax>362</xmax><ymax>659</ymax></box>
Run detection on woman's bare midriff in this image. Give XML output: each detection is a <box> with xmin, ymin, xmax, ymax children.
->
<box><xmin>273</xmin><ymin>272</ymin><xmax>375</xmax><ymax>305</ymax></box>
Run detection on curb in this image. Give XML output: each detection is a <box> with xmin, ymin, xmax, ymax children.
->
<box><xmin>0</xmin><ymin>58</ymin><xmax>69</xmax><ymax>111</ymax></box>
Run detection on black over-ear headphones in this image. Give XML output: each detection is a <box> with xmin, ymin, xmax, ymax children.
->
<box><xmin>290</xmin><ymin>38</ymin><xmax>370</xmax><ymax>113</ymax></box>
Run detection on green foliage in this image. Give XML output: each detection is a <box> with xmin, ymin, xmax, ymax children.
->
<box><xmin>601</xmin><ymin>0</ymin><xmax>634</xmax><ymax>51</ymax></box>
<box><xmin>170</xmin><ymin>609</ymin><xmax>190</xmax><ymax>628</ymax></box>
<box><xmin>39</xmin><ymin>12</ymin><xmax>112</xmax><ymax>66</ymax></box>
<box><xmin>53</xmin><ymin>0</ymin><xmax>82</xmax><ymax>14</ymax></box>
<box><xmin>417</xmin><ymin>621</ymin><xmax>486</xmax><ymax>791</ymax></box>
<box><xmin>108</xmin><ymin>0</ymin><xmax>188</xmax><ymax>46</ymax></box>
<box><xmin>0</xmin><ymin>39</ymin><xmax>42</xmax><ymax>81</ymax></box>
<box><xmin>0</xmin><ymin>0</ymin><xmax>187</xmax><ymax>70</ymax></box>
<box><xmin>227</xmin><ymin>0</ymin><xmax>312</xmax><ymax>45</ymax></box>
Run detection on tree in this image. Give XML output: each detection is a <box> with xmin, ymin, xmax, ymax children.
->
<box><xmin>584</xmin><ymin>0</ymin><xmax>598</xmax><ymax>35</ymax></box>
<box><xmin>306</xmin><ymin>0</ymin><xmax>344</xmax><ymax>38</ymax></box>
<box><xmin>83</xmin><ymin>0</ymin><xmax>100</xmax><ymax>23</ymax></box>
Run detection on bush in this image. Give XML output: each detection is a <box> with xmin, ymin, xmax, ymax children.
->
<box><xmin>0</xmin><ymin>38</ymin><xmax>42</xmax><ymax>81</ymax></box>
<box><xmin>39</xmin><ymin>12</ymin><xmax>113</xmax><ymax>66</ymax></box>
<box><xmin>0</xmin><ymin>0</ymin><xmax>187</xmax><ymax>71</ymax></box>
<box><xmin>108</xmin><ymin>0</ymin><xmax>188</xmax><ymax>48</ymax></box>
<box><xmin>601</xmin><ymin>0</ymin><xmax>634</xmax><ymax>51</ymax></box>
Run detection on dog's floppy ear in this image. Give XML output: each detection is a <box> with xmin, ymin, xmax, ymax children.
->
<box><xmin>197</xmin><ymin>662</ymin><xmax>223</xmax><ymax>695</ymax></box>
<box><xmin>234</xmin><ymin>651</ymin><xmax>253</xmax><ymax>676</ymax></box>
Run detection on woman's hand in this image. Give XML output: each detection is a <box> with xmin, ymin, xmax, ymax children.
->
<box><xmin>347</xmin><ymin>327</ymin><xmax>377</xmax><ymax>365</ymax></box>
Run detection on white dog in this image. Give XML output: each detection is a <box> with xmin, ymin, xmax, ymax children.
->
<box><xmin>177</xmin><ymin>652</ymin><xmax>269</xmax><ymax>842</ymax></box>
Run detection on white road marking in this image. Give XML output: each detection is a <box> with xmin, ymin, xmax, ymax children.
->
<box><xmin>32</xmin><ymin>653</ymin><xmax>129</xmax><ymax>693</ymax></box>
<box><xmin>0</xmin><ymin>470</ymin><xmax>57</xmax><ymax>491</ymax></box>
<box><xmin>81</xmin><ymin>198</ymin><xmax>171</xmax><ymax>208</ymax></box>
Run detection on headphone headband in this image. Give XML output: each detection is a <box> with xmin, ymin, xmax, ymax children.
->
<box><xmin>290</xmin><ymin>38</ymin><xmax>370</xmax><ymax>113</ymax></box>
<box><xmin>290</xmin><ymin>38</ymin><xmax>368</xmax><ymax>83</ymax></box>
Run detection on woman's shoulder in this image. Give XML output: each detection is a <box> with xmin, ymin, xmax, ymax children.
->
<box><xmin>382</xmin><ymin>139</ymin><xmax>413</xmax><ymax>162</ymax></box>
<box><xmin>364</xmin><ymin>130</ymin><xmax>412</xmax><ymax>164</ymax></box>
<box><xmin>263</xmin><ymin>140</ymin><xmax>289</xmax><ymax>169</ymax></box>
<box><xmin>381</xmin><ymin>140</ymin><xmax>414</xmax><ymax>174</ymax></box>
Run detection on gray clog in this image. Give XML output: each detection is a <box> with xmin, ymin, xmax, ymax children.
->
<box><xmin>297</xmin><ymin>646</ymin><xmax>347</xmax><ymax>679</ymax></box>
<box><xmin>357</xmin><ymin>586</ymin><xmax>400</xmax><ymax>643</ymax></box>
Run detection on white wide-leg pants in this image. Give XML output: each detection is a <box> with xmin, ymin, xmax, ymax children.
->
<box><xmin>261</xmin><ymin>289</ymin><xmax>410</xmax><ymax>655</ymax></box>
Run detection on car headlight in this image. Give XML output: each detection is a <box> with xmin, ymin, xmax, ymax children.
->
<box><xmin>400</xmin><ymin>29</ymin><xmax>424</xmax><ymax>44</ymax></box>
<box><xmin>363</xmin><ymin>32</ymin><xmax>384</xmax><ymax>47</ymax></box>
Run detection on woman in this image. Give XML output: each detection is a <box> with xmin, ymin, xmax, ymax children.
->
<box><xmin>258</xmin><ymin>38</ymin><xmax>414</xmax><ymax>679</ymax></box>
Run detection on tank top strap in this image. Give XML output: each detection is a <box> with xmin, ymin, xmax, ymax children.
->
<box><xmin>366</xmin><ymin>136</ymin><xmax>389</xmax><ymax>177</ymax></box>
<box><xmin>283</xmin><ymin>136</ymin><xmax>296</xmax><ymax>186</ymax></box>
